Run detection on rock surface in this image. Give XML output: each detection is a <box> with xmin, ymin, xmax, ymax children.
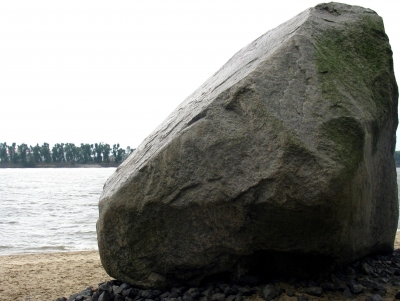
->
<box><xmin>97</xmin><ymin>2</ymin><xmax>398</xmax><ymax>288</ymax></box>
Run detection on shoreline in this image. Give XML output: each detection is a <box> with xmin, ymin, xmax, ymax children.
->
<box><xmin>1</xmin><ymin>234</ymin><xmax>400</xmax><ymax>301</ymax></box>
<box><xmin>3</xmin><ymin>229</ymin><xmax>399</xmax><ymax>258</ymax></box>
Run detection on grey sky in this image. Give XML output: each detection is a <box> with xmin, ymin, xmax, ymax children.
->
<box><xmin>0</xmin><ymin>1</ymin><xmax>398</xmax><ymax>150</ymax></box>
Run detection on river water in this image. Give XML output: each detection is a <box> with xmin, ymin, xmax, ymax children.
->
<box><xmin>0</xmin><ymin>167</ymin><xmax>399</xmax><ymax>255</ymax></box>
<box><xmin>0</xmin><ymin>168</ymin><xmax>115</xmax><ymax>255</ymax></box>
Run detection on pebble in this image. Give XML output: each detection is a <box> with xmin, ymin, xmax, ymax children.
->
<box><xmin>54</xmin><ymin>249</ymin><xmax>400</xmax><ymax>301</ymax></box>
<box><xmin>98</xmin><ymin>291</ymin><xmax>112</xmax><ymax>301</ymax></box>
<box><xmin>349</xmin><ymin>283</ymin><xmax>364</xmax><ymax>294</ymax></box>
<box><xmin>365</xmin><ymin>294</ymin><xmax>383</xmax><ymax>301</ymax></box>
<box><xmin>343</xmin><ymin>287</ymin><xmax>353</xmax><ymax>298</ymax></box>
<box><xmin>262</xmin><ymin>284</ymin><xmax>279</xmax><ymax>300</ymax></box>
<box><xmin>299</xmin><ymin>287</ymin><xmax>322</xmax><ymax>297</ymax></box>
<box><xmin>210</xmin><ymin>293</ymin><xmax>225</xmax><ymax>301</ymax></box>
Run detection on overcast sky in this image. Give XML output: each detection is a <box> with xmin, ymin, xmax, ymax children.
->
<box><xmin>0</xmin><ymin>1</ymin><xmax>399</xmax><ymax>150</ymax></box>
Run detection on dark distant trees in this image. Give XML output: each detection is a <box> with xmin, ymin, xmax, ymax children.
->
<box><xmin>8</xmin><ymin>143</ymin><xmax>17</xmax><ymax>163</ymax></box>
<box><xmin>94</xmin><ymin>143</ymin><xmax>103</xmax><ymax>163</ymax></box>
<box><xmin>113</xmin><ymin>144</ymin><xmax>125</xmax><ymax>164</ymax></box>
<box><xmin>17</xmin><ymin>143</ymin><xmax>29</xmax><ymax>164</ymax></box>
<box><xmin>64</xmin><ymin>143</ymin><xmax>75</xmax><ymax>162</ymax></box>
<box><xmin>102</xmin><ymin>144</ymin><xmax>111</xmax><ymax>163</ymax></box>
<box><xmin>0</xmin><ymin>141</ymin><xmax>131</xmax><ymax>166</ymax></box>
<box><xmin>126</xmin><ymin>146</ymin><xmax>134</xmax><ymax>155</ymax></box>
<box><xmin>52</xmin><ymin>143</ymin><xmax>65</xmax><ymax>162</ymax></box>
<box><xmin>41</xmin><ymin>143</ymin><xmax>52</xmax><ymax>163</ymax></box>
<box><xmin>0</xmin><ymin>143</ymin><xmax>8</xmax><ymax>162</ymax></box>
<box><xmin>80</xmin><ymin>143</ymin><xmax>93</xmax><ymax>163</ymax></box>
<box><xmin>31</xmin><ymin>144</ymin><xmax>42</xmax><ymax>163</ymax></box>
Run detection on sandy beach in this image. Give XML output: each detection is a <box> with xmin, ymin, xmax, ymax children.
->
<box><xmin>0</xmin><ymin>251</ymin><xmax>112</xmax><ymax>301</ymax></box>
<box><xmin>1</xmin><ymin>233</ymin><xmax>400</xmax><ymax>301</ymax></box>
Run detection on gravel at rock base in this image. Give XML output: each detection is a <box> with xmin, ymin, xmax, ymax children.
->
<box><xmin>55</xmin><ymin>249</ymin><xmax>400</xmax><ymax>301</ymax></box>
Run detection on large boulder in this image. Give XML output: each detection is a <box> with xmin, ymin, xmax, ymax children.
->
<box><xmin>97</xmin><ymin>2</ymin><xmax>398</xmax><ymax>288</ymax></box>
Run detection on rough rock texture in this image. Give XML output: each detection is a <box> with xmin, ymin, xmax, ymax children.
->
<box><xmin>97</xmin><ymin>2</ymin><xmax>398</xmax><ymax>289</ymax></box>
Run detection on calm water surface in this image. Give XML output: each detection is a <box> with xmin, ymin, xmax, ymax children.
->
<box><xmin>0</xmin><ymin>168</ymin><xmax>115</xmax><ymax>255</ymax></box>
<box><xmin>0</xmin><ymin>167</ymin><xmax>399</xmax><ymax>255</ymax></box>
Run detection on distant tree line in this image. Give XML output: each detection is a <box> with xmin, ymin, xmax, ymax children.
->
<box><xmin>0</xmin><ymin>142</ymin><xmax>134</xmax><ymax>167</ymax></box>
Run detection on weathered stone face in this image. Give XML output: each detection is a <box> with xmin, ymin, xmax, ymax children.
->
<box><xmin>97</xmin><ymin>2</ymin><xmax>398</xmax><ymax>288</ymax></box>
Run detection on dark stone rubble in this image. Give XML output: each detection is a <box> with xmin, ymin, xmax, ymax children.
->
<box><xmin>55</xmin><ymin>249</ymin><xmax>400</xmax><ymax>301</ymax></box>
